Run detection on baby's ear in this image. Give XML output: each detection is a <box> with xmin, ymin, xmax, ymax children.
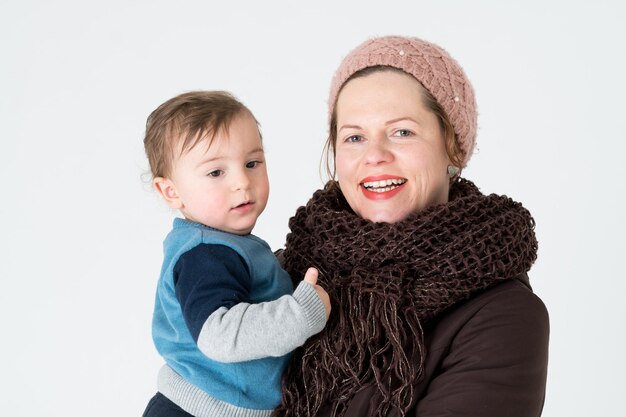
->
<box><xmin>153</xmin><ymin>177</ymin><xmax>183</xmax><ymax>209</ymax></box>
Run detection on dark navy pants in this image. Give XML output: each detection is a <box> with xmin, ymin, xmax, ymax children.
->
<box><xmin>143</xmin><ymin>392</ymin><xmax>194</xmax><ymax>417</ymax></box>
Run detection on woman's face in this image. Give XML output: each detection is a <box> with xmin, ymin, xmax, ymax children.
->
<box><xmin>334</xmin><ymin>70</ymin><xmax>451</xmax><ymax>223</ymax></box>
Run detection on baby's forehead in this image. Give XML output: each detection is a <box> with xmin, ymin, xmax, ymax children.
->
<box><xmin>175</xmin><ymin>125</ymin><xmax>263</xmax><ymax>161</ymax></box>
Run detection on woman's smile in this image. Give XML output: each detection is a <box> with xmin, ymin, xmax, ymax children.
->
<box><xmin>359</xmin><ymin>175</ymin><xmax>407</xmax><ymax>200</ymax></box>
<box><xmin>335</xmin><ymin>70</ymin><xmax>451</xmax><ymax>223</ymax></box>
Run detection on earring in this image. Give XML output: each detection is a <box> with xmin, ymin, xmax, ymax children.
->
<box><xmin>447</xmin><ymin>165</ymin><xmax>460</xmax><ymax>178</ymax></box>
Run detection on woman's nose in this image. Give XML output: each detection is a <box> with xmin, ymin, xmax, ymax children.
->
<box><xmin>363</xmin><ymin>137</ymin><xmax>393</xmax><ymax>166</ymax></box>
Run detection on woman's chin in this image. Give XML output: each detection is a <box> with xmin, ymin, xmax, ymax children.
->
<box><xmin>360</xmin><ymin>209</ymin><xmax>410</xmax><ymax>224</ymax></box>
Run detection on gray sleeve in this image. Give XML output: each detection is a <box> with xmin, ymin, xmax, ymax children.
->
<box><xmin>196</xmin><ymin>280</ymin><xmax>327</xmax><ymax>363</ymax></box>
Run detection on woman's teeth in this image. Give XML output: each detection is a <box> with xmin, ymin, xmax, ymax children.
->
<box><xmin>362</xmin><ymin>178</ymin><xmax>406</xmax><ymax>192</ymax></box>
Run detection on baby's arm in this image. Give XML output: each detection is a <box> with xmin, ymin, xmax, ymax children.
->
<box><xmin>174</xmin><ymin>244</ymin><xmax>328</xmax><ymax>363</ymax></box>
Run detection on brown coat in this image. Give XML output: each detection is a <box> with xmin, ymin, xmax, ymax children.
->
<box><xmin>315</xmin><ymin>274</ymin><xmax>549</xmax><ymax>417</ymax></box>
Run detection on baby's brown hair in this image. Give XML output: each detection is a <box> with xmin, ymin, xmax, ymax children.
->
<box><xmin>144</xmin><ymin>91</ymin><xmax>255</xmax><ymax>178</ymax></box>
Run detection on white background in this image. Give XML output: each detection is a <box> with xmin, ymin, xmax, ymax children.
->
<box><xmin>1</xmin><ymin>1</ymin><xmax>624</xmax><ymax>416</ymax></box>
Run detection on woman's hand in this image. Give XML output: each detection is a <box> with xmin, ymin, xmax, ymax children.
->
<box><xmin>303</xmin><ymin>267</ymin><xmax>331</xmax><ymax>319</ymax></box>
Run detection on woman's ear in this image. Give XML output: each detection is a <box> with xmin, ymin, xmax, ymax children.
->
<box><xmin>153</xmin><ymin>177</ymin><xmax>183</xmax><ymax>209</ymax></box>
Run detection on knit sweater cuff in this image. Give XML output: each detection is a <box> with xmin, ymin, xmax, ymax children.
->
<box><xmin>292</xmin><ymin>281</ymin><xmax>327</xmax><ymax>335</ymax></box>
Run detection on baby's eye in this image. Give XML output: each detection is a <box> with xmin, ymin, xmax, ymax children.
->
<box><xmin>208</xmin><ymin>170</ymin><xmax>223</xmax><ymax>177</ymax></box>
<box><xmin>246</xmin><ymin>160</ymin><xmax>263</xmax><ymax>169</ymax></box>
<box><xmin>345</xmin><ymin>135</ymin><xmax>363</xmax><ymax>143</ymax></box>
<box><xmin>393</xmin><ymin>129</ymin><xmax>414</xmax><ymax>137</ymax></box>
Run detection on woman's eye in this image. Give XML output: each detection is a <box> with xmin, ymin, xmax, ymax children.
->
<box><xmin>394</xmin><ymin>129</ymin><xmax>413</xmax><ymax>137</ymax></box>
<box><xmin>246</xmin><ymin>160</ymin><xmax>262</xmax><ymax>169</ymax></box>
<box><xmin>208</xmin><ymin>170</ymin><xmax>223</xmax><ymax>177</ymax></box>
<box><xmin>345</xmin><ymin>135</ymin><xmax>363</xmax><ymax>143</ymax></box>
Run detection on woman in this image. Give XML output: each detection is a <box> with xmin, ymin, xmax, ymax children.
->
<box><xmin>274</xmin><ymin>36</ymin><xmax>549</xmax><ymax>417</ymax></box>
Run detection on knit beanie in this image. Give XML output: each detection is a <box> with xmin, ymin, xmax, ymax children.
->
<box><xmin>329</xmin><ymin>35</ymin><xmax>478</xmax><ymax>166</ymax></box>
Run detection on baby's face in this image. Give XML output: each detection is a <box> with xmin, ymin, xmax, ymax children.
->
<box><xmin>167</xmin><ymin>112</ymin><xmax>269</xmax><ymax>235</ymax></box>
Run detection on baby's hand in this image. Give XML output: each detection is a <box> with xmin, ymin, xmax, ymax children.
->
<box><xmin>303</xmin><ymin>267</ymin><xmax>331</xmax><ymax>319</ymax></box>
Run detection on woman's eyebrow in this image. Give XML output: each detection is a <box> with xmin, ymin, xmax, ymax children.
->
<box><xmin>385</xmin><ymin>117</ymin><xmax>418</xmax><ymax>126</ymax></box>
<box><xmin>339</xmin><ymin>117</ymin><xmax>419</xmax><ymax>131</ymax></box>
<box><xmin>338</xmin><ymin>124</ymin><xmax>362</xmax><ymax>131</ymax></box>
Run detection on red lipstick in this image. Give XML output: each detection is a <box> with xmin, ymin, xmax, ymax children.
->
<box><xmin>359</xmin><ymin>175</ymin><xmax>406</xmax><ymax>201</ymax></box>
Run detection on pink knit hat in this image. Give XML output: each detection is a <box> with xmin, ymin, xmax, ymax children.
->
<box><xmin>329</xmin><ymin>36</ymin><xmax>478</xmax><ymax>166</ymax></box>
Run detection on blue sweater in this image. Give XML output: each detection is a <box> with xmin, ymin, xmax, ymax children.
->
<box><xmin>152</xmin><ymin>218</ymin><xmax>326</xmax><ymax>417</ymax></box>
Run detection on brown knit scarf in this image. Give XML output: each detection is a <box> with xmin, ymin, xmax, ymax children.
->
<box><xmin>273</xmin><ymin>178</ymin><xmax>538</xmax><ymax>417</ymax></box>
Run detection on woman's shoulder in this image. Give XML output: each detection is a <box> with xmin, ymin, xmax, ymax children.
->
<box><xmin>414</xmin><ymin>274</ymin><xmax>549</xmax><ymax>416</ymax></box>
<box><xmin>468</xmin><ymin>274</ymin><xmax>547</xmax><ymax>317</ymax></box>
<box><xmin>427</xmin><ymin>274</ymin><xmax>548</xmax><ymax>350</ymax></box>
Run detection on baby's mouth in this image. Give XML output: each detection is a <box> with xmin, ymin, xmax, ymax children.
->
<box><xmin>233</xmin><ymin>201</ymin><xmax>253</xmax><ymax>209</ymax></box>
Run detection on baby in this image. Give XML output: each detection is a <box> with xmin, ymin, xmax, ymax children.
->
<box><xmin>142</xmin><ymin>91</ymin><xmax>330</xmax><ymax>417</ymax></box>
